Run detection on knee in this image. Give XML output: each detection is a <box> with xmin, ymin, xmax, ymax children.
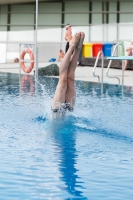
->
<box><xmin>67</xmin><ymin>71</ymin><xmax>75</xmax><ymax>82</ymax></box>
<box><xmin>59</xmin><ymin>76</ymin><xmax>68</xmax><ymax>88</ymax></box>
<box><xmin>67</xmin><ymin>76</ymin><xmax>75</xmax><ymax>86</ymax></box>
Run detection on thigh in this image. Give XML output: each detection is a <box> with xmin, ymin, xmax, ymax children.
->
<box><xmin>65</xmin><ymin>79</ymin><xmax>76</xmax><ymax>107</ymax></box>
<box><xmin>52</xmin><ymin>81</ymin><xmax>67</xmax><ymax>109</ymax></box>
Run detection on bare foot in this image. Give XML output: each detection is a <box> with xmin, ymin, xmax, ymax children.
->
<box><xmin>76</xmin><ymin>32</ymin><xmax>85</xmax><ymax>50</ymax></box>
<box><xmin>69</xmin><ymin>32</ymin><xmax>81</xmax><ymax>48</ymax></box>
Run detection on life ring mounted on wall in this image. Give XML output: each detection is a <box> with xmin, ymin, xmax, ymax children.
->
<box><xmin>20</xmin><ymin>48</ymin><xmax>34</xmax><ymax>73</ymax></box>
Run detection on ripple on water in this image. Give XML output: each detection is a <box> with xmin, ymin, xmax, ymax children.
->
<box><xmin>0</xmin><ymin>74</ymin><xmax>133</xmax><ymax>199</ymax></box>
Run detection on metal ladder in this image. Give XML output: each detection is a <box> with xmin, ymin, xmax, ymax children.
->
<box><xmin>93</xmin><ymin>51</ymin><xmax>104</xmax><ymax>84</ymax></box>
<box><xmin>106</xmin><ymin>42</ymin><xmax>125</xmax><ymax>85</ymax></box>
<box><xmin>93</xmin><ymin>43</ymin><xmax>125</xmax><ymax>85</ymax></box>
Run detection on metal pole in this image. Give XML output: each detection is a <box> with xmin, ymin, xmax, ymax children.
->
<box><xmin>101</xmin><ymin>52</ymin><xmax>104</xmax><ymax>84</ymax></box>
<box><xmin>122</xmin><ymin>47</ymin><xmax>125</xmax><ymax>86</ymax></box>
<box><xmin>101</xmin><ymin>53</ymin><xmax>104</xmax><ymax>95</ymax></box>
<box><xmin>19</xmin><ymin>44</ymin><xmax>21</xmax><ymax>95</ymax></box>
<box><xmin>19</xmin><ymin>44</ymin><xmax>21</xmax><ymax>75</ymax></box>
<box><xmin>122</xmin><ymin>60</ymin><xmax>124</xmax><ymax>99</ymax></box>
<box><xmin>35</xmin><ymin>0</ymin><xmax>38</xmax><ymax>80</ymax></box>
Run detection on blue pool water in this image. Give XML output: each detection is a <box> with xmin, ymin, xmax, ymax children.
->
<box><xmin>0</xmin><ymin>72</ymin><xmax>133</xmax><ymax>200</ymax></box>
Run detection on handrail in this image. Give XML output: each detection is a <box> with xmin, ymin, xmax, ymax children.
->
<box><xmin>93</xmin><ymin>51</ymin><xmax>104</xmax><ymax>84</ymax></box>
<box><xmin>106</xmin><ymin>43</ymin><xmax>125</xmax><ymax>85</ymax></box>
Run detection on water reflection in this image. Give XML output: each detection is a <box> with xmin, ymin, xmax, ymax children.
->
<box><xmin>0</xmin><ymin>73</ymin><xmax>19</xmax><ymax>95</ymax></box>
<box><xmin>0</xmin><ymin>72</ymin><xmax>133</xmax><ymax>99</ymax></box>
<box><xmin>51</xmin><ymin>118</ymin><xmax>87</xmax><ymax>200</ymax></box>
<box><xmin>75</xmin><ymin>80</ymin><xmax>133</xmax><ymax>99</ymax></box>
<box><xmin>20</xmin><ymin>75</ymin><xmax>35</xmax><ymax>95</ymax></box>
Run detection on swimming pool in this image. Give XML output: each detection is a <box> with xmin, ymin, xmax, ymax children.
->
<box><xmin>0</xmin><ymin>72</ymin><xmax>133</xmax><ymax>200</ymax></box>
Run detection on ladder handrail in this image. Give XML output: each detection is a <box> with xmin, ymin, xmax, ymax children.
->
<box><xmin>106</xmin><ymin>43</ymin><xmax>125</xmax><ymax>85</ymax></box>
<box><xmin>93</xmin><ymin>51</ymin><xmax>104</xmax><ymax>84</ymax></box>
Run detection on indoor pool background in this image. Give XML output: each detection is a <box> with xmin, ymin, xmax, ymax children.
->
<box><xmin>0</xmin><ymin>72</ymin><xmax>133</xmax><ymax>200</ymax></box>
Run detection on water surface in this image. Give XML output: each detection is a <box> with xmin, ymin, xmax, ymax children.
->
<box><xmin>0</xmin><ymin>72</ymin><xmax>133</xmax><ymax>199</ymax></box>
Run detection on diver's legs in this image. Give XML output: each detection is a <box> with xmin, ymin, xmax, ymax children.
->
<box><xmin>65</xmin><ymin>32</ymin><xmax>85</xmax><ymax>107</ymax></box>
<box><xmin>52</xmin><ymin>33</ymin><xmax>81</xmax><ymax>109</ymax></box>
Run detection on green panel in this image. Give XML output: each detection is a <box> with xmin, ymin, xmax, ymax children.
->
<box><xmin>65</xmin><ymin>14</ymin><xmax>88</xmax><ymax>25</ymax></box>
<box><xmin>92</xmin><ymin>14</ymin><xmax>102</xmax><ymax>25</ymax></box>
<box><xmin>109</xmin><ymin>2</ymin><xmax>117</xmax><ymax>23</ymax></box>
<box><xmin>0</xmin><ymin>14</ymin><xmax>7</xmax><ymax>24</ymax></box>
<box><xmin>92</xmin><ymin>2</ymin><xmax>102</xmax><ymax>12</ymax></box>
<box><xmin>11</xmin><ymin>14</ymin><xmax>34</xmax><ymax>25</ymax></box>
<box><xmin>109</xmin><ymin>2</ymin><xmax>117</xmax><ymax>11</ymax></box>
<box><xmin>11</xmin><ymin>4</ymin><xmax>34</xmax><ymax>12</ymax></box>
<box><xmin>38</xmin><ymin>14</ymin><xmax>61</xmax><ymax>25</ymax></box>
<box><xmin>1</xmin><ymin>5</ymin><xmax>8</xmax><ymax>12</ymax></box>
<box><xmin>92</xmin><ymin>2</ymin><xmax>102</xmax><ymax>24</ymax></box>
<box><xmin>39</xmin><ymin>2</ymin><xmax>62</xmax><ymax>12</ymax></box>
<box><xmin>65</xmin><ymin>1</ymin><xmax>89</xmax><ymax>12</ymax></box>
<box><xmin>120</xmin><ymin>2</ymin><xmax>133</xmax><ymax>12</ymax></box>
<box><xmin>0</xmin><ymin>26</ymin><xmax>7</xmax><ymax>31</ymax></box>
<box><xmin>109</xmin><ymin>14</ymin><xmax>117</xmax><ymax>23</ymax></box>
<box><xmin>120</xmin><ymin>14</ymin><xmax>133</xmax><ymax>23</ymax></box>
<box><xmin>38</xmin><ymin>26</ymin><xmax>61</xmax><ymax>29</ymax></box>
<box><xmin>10</xmin><ymin>26</ymin><xmax>34</xmax><ymax>31</ymax></box>
<box><xmin>118</xmin><ymin>41</ymin><xmax>124</xmax><ymax>56</ymax></box>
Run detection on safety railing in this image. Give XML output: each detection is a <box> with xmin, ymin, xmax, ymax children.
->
<box><xmin>93</xmin><ymin>51</ymin><xmax>104</xmax><ymax>84</ymax></box>
<box><xmin>106</xmin><ymin>43</ymin><xmax>125</xmax><ymax>85</ymax></box>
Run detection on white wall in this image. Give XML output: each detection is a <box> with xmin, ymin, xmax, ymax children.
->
<box><xmin>38</xmin><ymin>28</ymin><xmax>61</xmax><ymax>42</ymax></box>
<box><xmin>119</xmin><ymin>24</ymin><xmax>133</xmax><ymax>40</ymax></box>
<box><xmin>0</xmin><ymin>43</ymin><xmax>6</xmax><ymax>63</ymax></box>
<box><xmin>0</xmin><ymin>31</ymin><xmax>7</xmax><ymax>41</ymax></box>
<box><xmin>1</xmin><ymin>1</ymin><xmax>133</xmax><ymax>62</ymax></box>
<box><xmin>8</xmin><ymin>30</ymin><xmax>34</xmax><ymax>42</ymax></box>
<box><xmin>90</xmin><ymin>25</ymin><xmax>103</xmax><ymax>41</ymax></box>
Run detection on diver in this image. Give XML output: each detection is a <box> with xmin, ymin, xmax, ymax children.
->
<box><xmin>51</xmin><ymin>32</ymin><xmax>85</xmax><ymax>117</ymax></box>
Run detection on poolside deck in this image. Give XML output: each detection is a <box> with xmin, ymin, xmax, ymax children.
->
<box><xmin>0</xmin><ymin>62</ymin><xmax>133</xmax><ymax>86</ymax></box>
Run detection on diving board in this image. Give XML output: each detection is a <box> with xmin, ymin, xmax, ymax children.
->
<box><xmin>106</xmin><ymin>56</ymin><xmax>129</xmax><ymax>86</ymax></box>
<box><xmin>107</xmin><ymin>56</ymin><xmax>133</xmax><ymax>60</ymax></box>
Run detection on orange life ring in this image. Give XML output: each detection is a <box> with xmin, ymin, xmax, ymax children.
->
<box><xmin>20</xmin><ymin>48</ymin><xmax>34</xmax><ymax>73</ymax></box>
